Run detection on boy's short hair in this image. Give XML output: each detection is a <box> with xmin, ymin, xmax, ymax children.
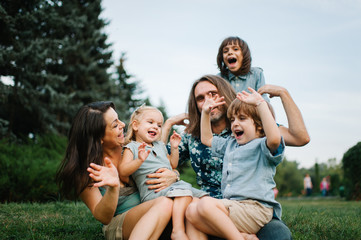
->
<box><xmin>227</xmin><ymin>99</ymin><xmax>275</xmax><ymax>138</ymax></box>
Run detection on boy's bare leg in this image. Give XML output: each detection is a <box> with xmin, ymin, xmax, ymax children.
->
<box><xmin>185</xmin><ymin>198</ymin><xmax>208</xmax><ymax>240</ymax></box>
<box><xmin>186</xmin><ymin>196</ymin><xmax>258</xmax><ymax>240</ymax></box>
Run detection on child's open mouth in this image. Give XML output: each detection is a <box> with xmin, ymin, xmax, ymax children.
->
<box><xmin>234</xmin><ymin>130</ymin><xmax>244</xmax><ymax>138</ymax></box>
<box><xmin>148</xmin><ymin>131</ymin><xmax>157</xmax><ymax>137</ymax></box>
<box><xmin>228</xmin><ymin>57</ymin><xmax>237</xmax><ymax>64</ymax></box>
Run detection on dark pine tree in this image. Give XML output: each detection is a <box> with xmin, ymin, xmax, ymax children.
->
<box><xmin>0</xmin><ymin>0</ymin><xmax>115</xmax><ymax>138</ymax></box>
<box><xmin>108</xmin><ymin>53</ymin><xmax>143</xmax><ymax>124</ymax></box>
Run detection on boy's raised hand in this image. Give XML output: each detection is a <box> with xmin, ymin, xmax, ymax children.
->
<box><xmin>138</xmin><ymin>142</ymin><xmax>151</xmax><ymax>163</ymax></box>
<box><xmin>237</xmin><ymin>87</ymin><xmax>264</xmax><ymax>106</ymax></box>
<box><xmin>202</xmin><ymin>92</ymin><xmax>226</xmax><ymax>114</ymax></box>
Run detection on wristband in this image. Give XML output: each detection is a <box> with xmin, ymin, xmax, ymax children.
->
<box><xmin>256</xmin><ymin>100</ymin><xmax>265</xmax><ymax>107</ymax></box>
<box><xmin>173</xmin><ymin>169</ymin><xmax>180</xmax><ymax>182</ymax></box>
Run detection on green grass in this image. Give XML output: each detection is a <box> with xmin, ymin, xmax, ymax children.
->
<box><xmin>0</xmin><ymin>198</ymin><xmax>360</xmax><ymax>239</ymax></box>
<box><xmin>280</xmin><ymin>198</ymin><xmax>361</xmax><ymax>240</ymax></box>
<box><xmin>0</xmin><ymin>201</ymin><xmax>102</xmax><ymax>240</ymax></box>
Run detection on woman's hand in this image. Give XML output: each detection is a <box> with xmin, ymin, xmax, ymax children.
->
<box><xmin>87</xmin><ymin>157</ymin><xmax>123</xmax><ymax>188</ymax></box>
<box><xmin>145</xmin><ymin>168</ymin><xmax>177</xmax><ymax>193</ymax></box>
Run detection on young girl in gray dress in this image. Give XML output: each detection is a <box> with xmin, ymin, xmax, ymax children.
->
<box><xmin>118</xmin><ymin>105</ymin><xmax>207</xmax><ymax>240</ymax></box>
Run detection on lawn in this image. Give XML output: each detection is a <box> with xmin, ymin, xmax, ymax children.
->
<box><xmin>0</xmin><ymin>198</ymin><xmax>360</xmax><ymax>239</ymax></box>
<box><xmin>0</xmin><ymin>201</ymin><xmax>102</xmax><ymax>240</ymax></box>
<box><xmin>279</xmin><ymin>197</ymin><xmax>361</xmax><ymax>240</ymax></box>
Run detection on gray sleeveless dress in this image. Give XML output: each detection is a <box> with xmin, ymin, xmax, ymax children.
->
<box><xmin>125</xmin><ymin>141</ymin><xmax>208</xmax><ymax>202</ymax></box>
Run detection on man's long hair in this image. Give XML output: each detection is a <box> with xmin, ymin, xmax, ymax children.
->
<box><xmin>185</xmin><ymin>75</ymin><xmax>236</xmax><ymax>138</ymax></box>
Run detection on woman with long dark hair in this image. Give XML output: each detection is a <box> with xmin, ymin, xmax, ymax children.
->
<box><xmin>56</xmin><ymin>101</ymin><xmax>173</xmax><ymax>240</ymax></box>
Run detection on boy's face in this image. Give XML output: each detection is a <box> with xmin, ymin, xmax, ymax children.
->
<box><xmin>230</xmin><ymin>112</ymin><xmax>259</xmax><ymax>145</ymax></box>
<box><xmin>222</xmin><ymin>42</ymin><xmax>243</xmax><ymax>75</ymax></box>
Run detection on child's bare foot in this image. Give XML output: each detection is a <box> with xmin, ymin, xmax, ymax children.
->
<box><xmin>171</xmin><ymin>230</ymin><xmax>189</xmax><ymax>240</ymax></box>
<box><xmin>241</xmin><ymin>232</ymin><xmax>259</xmax><ymax>240</ymax></box>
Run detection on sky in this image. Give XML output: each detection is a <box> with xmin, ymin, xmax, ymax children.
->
<box><xmin>101</xmin><ymin>0</ymin><xmax>361</xmax><ymax>168</ymax></box>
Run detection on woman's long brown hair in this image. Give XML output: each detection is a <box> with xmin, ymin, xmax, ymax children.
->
<box><xmin>56</xmin><ymin>101</ymin><xmax>115</xmax><ymax>200</ymax></box>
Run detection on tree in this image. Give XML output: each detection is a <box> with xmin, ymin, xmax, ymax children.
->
<box><xmin>0</xmin><ymin>0</ymin><xmax>114</xmax><ymax>138</ymax></box>
<box><xmin>51</xmin><ymin>0</ymin><xmax>114</xmax><ymax>134</ymax></box>
<box><xmin>274</xmin><ymin>158</ymin><xmax>303</xmax><ymax>197</ymax></box>
<box><xmin>342</xmin><ymin>142</ymin><xmax>361</xmax><ymax>200</ymax></box>
<box><xmin>0</xmin><ymin>0</ymin><xmax>68</xmax><ymax>138</ymax></box>
<box><xmin>314</xmin><ymin>162</ymin><xmax>320</xmax><ymax>193</ymax></box>
<box><xmin>108</xmin><ymin>53</ymin><xmax>143</xmax><ymax>123</ymax></box>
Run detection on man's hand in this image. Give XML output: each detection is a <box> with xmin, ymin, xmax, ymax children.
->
<box><xmin>145</xmin><ymin>168</ymin><xmax>177</xmax><ymax>193</ymax></box>
<box><xmin>258</xmin><ymin>84</ymin><xmax>285</xmax><ymax>98</ymax></box>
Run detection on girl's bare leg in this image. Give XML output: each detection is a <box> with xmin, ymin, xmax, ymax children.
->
<box><xmin>124</xmin><ymin>196</ymin><xmax>173</xmax><ymax>240</ymax></box>
<box><xmin>171</xmin><ymin>196</ymin><xmax>192</xmax><ymax>240</ymax></box>
<box><xmin>186</xmin><ymin>198</ymin><xmax>208</xmax><ymax>240</ymax></box>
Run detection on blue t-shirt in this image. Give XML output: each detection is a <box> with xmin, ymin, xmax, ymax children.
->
<box><xmin>219</xmin><ymin>67</ymin><xmax>269</xmax><ymax>102</ymax></box>
<box><xmin>212</xmin><ymin>136</ymin><xmax>285</xmax><ymax>219</ymax></box>
<box><xmin>171</xmin><ymin>129</ymin><xmax>231</xmax><ymax>199</ymax></box>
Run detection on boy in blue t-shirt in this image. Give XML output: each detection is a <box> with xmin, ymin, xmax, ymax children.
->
<box><xmin>186</xmin><ymin>87</ymin><xmax>284</xmax><ymax>239</ymax></box>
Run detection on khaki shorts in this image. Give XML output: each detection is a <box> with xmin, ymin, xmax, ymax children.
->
<box><xmin>102</xmin><ymin>210</ymin><xmax>129</xmax><ymax>240</ymax></box>
<box><xmin>220</xmin><ymin>199</ymin><xmax>273</xmax><ymax>234</ymax></box>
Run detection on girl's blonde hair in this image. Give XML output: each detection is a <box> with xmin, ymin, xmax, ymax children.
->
<box><xmin>227</xmin><ymin>99</ymin><xmax>275</xmax><ymax>138</ymax></box>
<box><xmin>125</xmin><ymin>105</ymin><xmax>164</xmax><ymax>144</ymax></box>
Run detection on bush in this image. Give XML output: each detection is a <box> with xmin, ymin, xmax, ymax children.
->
<box><xmin>342</xmin><ymin>142</ymin><xmax>361</xmax><ymax>200</ymax></box>
<box><xmin>178</xmin><ymin>161</ymin><xmax>198</xmax><ymax>189</ymax></box>
<box><xmin>274</xmin><ymin>158</ymin><xmax>303</xmax><ymax>197</ymax></box>
<box><xmin>0</xmin><ymin>134</ymin><xmax>67</xmax><ymax>202</ymax></box>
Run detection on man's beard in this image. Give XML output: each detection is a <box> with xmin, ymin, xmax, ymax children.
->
<box><xmin>210</xmin><ymin>108</ymin><xmax>226</xmax><ymax>124</ymax></box>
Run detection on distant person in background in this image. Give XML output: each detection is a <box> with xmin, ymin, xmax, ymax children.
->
<box><xmin>304</xmin><ymin>173</ymin><xmax>313</xmax><ymax>196</ymax></box>
<box><xmin>326</xmin><ymin>175</ymin><xmax>331</xmax><ymax>193</ymax></box>
<box><xmin>320</xmin><ymin>177</ymin><xmax>329</xmax><ymax>196</ymax></box>
<box><xmin>273</xmin><ymin>187</ymin><xmax>279</xmax><ymax>199</ymax></box>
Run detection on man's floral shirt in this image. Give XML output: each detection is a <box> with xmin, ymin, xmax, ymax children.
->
<box><xmin>176</xmin><ymin>129</ymin><xmax>231</xmax><ymax>199</ymax></box>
